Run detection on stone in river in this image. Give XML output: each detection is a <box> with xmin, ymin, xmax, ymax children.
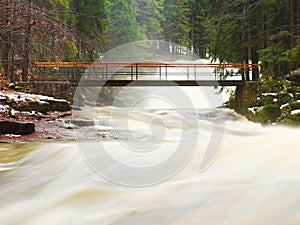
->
<box><xmin>0</xmin><ymin>120</ymin><xmax>35</xmax><ymax>135</ymax></box>
<box><xmin>71</xmin><ymin>119</ymin><xmax>95</xmax><ymax>127</ymax></box>
<box><xmin>41</xmin><ymin>99</ymin><xmax>72</xmax><ymax>112</ymax></box>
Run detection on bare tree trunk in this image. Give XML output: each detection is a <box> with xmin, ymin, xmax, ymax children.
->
<box><xmin>251</xmin><ymin>47</ymin><xmax>259</xmax><ymax>80</ymax></box>
<box><xmin>10</xmin><ymin>51</ymin><xmax>15</xmax><ymax>82</ymax></box>
<box><xmin>289</xmin><ymin>0</ymin><xmax>298</xmax><ymax>71</ymax></box>
<box><xmin>290</xmin><ymin>0</ymin><xmax>295</xmax><ymax>36</ymax></box>
<box><xmin>1</xmin><ymin>0</ymin><xmax>10</xmax><ymax>79</ymax></box>
<box><xmin>22</xmin><ymin>0</ymin><xmax>32</xmax><ymax>81</ymax></box>
<box><xmin>297</xmin><ymin>0</ymin><xmax>300</xmax><ymax>36</ymax></box>
<box><xmin>244</xmin><ymin>47</ymin><xmax>249</xmax><ymax>81</ymax></box>
<box><xmin>22</xmin><ymin>33</ymin><xmax>30</xmax><ymax>81</ymax></box>
<box><xmin>1</xmin><ymin>42</ymin><xmax>10</xmax><ymax>79</ymax></box>
<box><xmin>72</xmin><ymin>0</ymin><xmax>81</xmax><ymax>60</ymax></box>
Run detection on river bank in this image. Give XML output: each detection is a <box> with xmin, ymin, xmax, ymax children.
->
<box><xmin>0</xmin><ymin>89</ymin><xmax>75</xmax><ymax>142</ymax></box>
<box><xmin>228</xmin><ymin>69</ymin><xmax>300</xmax><ymax>126</ymax></box>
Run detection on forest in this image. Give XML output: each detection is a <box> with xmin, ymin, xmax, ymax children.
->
<box><xmin>0</xmin><ymin>0</ymin><xmax>299</xmax><ymax>82</ymax></box>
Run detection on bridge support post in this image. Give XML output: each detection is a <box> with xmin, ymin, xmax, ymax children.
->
<box><xmin>165</xmin><ymin>65</ymin><xmax>168</xmax><ymax>80</ymax></box>
<box><xmin>105</xmin><ymin>64</ymin><xmax>108</xmax><ymax>79</ymax></box>
<box><xmin>233</xmin><ymin>81</ymin><xmax>259</xmax><ymax>118</ymax></box>
<box><xmin>131</xmin><ymin>66</ymin><xmax>134</xmax><ymax>80</ymax></box>
<box><xmin>242</xmin><ymin>71</ymin><xmax>245</xmax><ymax>81</ymax></box>
<box><xmin>159</xmin><ymin>66</ymin><xmax>162</xmax><ymax>80</ymax></box>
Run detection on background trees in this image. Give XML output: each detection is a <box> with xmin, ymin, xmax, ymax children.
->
<box><xmin>135</xmin><ymin>0</ymin><xmax>164</xmax><ymax>40</ymax></box>
<box><xmin>0</xmin><ymin>0</ymin><xmax>299</xmax><ymax>81</ymax></box>
<box><xmin>71</xmin><ymin>0</ymin><xmax>106</xmax><ymax>60</ymax></box>
<box><xmin>105</xmin><ymin>0</ymin><xmax>143</xmax><ymax>50</ymax></box>
<box><xmin>0</xmin><ymin>0</ymin><xmax>75</xmax><ymax>81</ymax></box>
<box><xmin>206</xmin><ymin>0</ymin><xmax>300</xmax><ymax>79</ymax></box>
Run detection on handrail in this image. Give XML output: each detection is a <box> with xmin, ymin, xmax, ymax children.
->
<box><xmin>32</xmin><ymin>61</ymin><xmax>259</xmax><ymax>69</ymax></box>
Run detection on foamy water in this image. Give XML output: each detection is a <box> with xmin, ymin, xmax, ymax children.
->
<box><xmin>1</xmin><ymin>106</ymin><xmax>300</xmax><ymax>225</ymax></box>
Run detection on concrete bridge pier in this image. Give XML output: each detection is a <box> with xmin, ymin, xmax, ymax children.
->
<box><xmin>234</xmin><ymin>81</ymin><xmax>259</xmax><ymax>117</ymax></box>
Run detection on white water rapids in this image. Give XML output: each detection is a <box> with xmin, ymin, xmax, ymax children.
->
<box><xmin>1</xmin><ymin>101</ymin><xmax>300</xmax><ymax>225</ymax></box>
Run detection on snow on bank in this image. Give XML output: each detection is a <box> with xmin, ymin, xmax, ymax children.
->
<box><xmin>291</xmin><ymin>109</ymin><xmax>300</xmax><ymax>115</ymax></box>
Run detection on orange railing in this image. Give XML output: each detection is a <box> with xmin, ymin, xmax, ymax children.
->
<box><xmin>33</xmin><ymin>61</ymin><xmax>258</xmax><ymax>69</ymax></box>
<box><xmin>31</xmin><ymin>61</ymin><xmax>259</xmax><ymax>83</ymax></box>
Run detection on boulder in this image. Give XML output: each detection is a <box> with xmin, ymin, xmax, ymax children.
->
<box><xmin>16</xmin><ymin>101</ymin><xmax>50</xmax><ymax>114</ymax></box>
<box><xmin>41</xmin><ymin>99</ymin><xmax>72</xmax><ymax>112</ymax></box>
<box><xmin>256</xmin><ymin>104</ymin><xmax>281</xmax><ymax>124</ymax></box>
<box><xmin>0</xmin><ymin>120</ymin><xmax>35</xmax><ymax>135</ymax></box>
<box><xmin>71</xmin><ymin>119</ymin><xmax>95</xmax><ymax>127</ymax></box>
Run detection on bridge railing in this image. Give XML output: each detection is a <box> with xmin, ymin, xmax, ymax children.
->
<box><xmin>32</xmin><ymin>62</ymin><xmax>258</xmax><ymax>83</ymax></box>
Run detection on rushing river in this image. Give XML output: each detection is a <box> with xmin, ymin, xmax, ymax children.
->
<box><xmin>1</xmin><ymin>85</ymin><xmax>300</xmax><ymax>225</ymax></box>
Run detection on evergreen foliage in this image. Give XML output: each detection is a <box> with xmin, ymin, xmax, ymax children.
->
<box><xmin>105</xmin><ymin>0</ymin><xmax>145</xmax><ymax>50</ymax></box>
<box><xmin>135</xmin><ymin>0</ymin><xmax>164</xmax><ymax>40</ymax></box>
<box><xmin>0</xmin><ymin>0</ymin><xmax>299</xmax><ymax>79</ymax></box>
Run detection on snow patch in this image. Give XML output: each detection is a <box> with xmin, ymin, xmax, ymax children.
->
<box><xmin>248</xmin><ymin>107</ymin><xmax>257</xmax><ymax>114</ymax></box>
<box><xmin>262</xmin><ymin>93</ymin><xmax>277</xmax><ymax>96</ymax></box>
<box><xmin>280</xmin><ymin>103</ymin><xmax>289</xmax><ymax>109</ymax></box>
<box><xmin>291</xmin><ymin>109</ymin><xmax>300</xmax><ymax>115</ymax></box>
<box><xmin>5</xmin><ymin>134</ymin><xmax>21</xmax><ymax>137</ymax></box>
<box><xmin>0</xmin><ymin>105</ymin><xmax>9</xmax><ymax>111</ymax></box>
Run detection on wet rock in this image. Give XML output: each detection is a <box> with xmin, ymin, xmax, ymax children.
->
<box><xmin>0</xmin><ymin>120</ymin><xmax>35</xmax><ymax>135</ymax></box>
<box><xmin>71</xmin><ymin>119</ymin><xmax>95</xmax><ymax>127</ymax></box>
<box><xmin>16</xmin><ymin>101</ymin><xmax>50</xmax><ymax>114</ymax></box>
<box><xmin>41</xmin><ymin>99</ymin><xmax>72</xmax><ymax>112</ymax></box>
<box><xmin>56</xmin><ymin>119</ymin><xmax>78</xmax><ymax>130</ymax></box>
<box><xmin>278</xmin><ymin>118</ymin><xmax>300</xmax><ymax>127</ymax></box>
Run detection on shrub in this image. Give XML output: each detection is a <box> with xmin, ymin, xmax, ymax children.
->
<box><xmin>256</xmin><ymin>104</ymin><xmax>281</xmax><ymax>124</ymax></box>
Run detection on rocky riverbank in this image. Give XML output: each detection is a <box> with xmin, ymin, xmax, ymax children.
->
<box><xmin>228</xmin><ymin>69</ymin><xmax>300</xmax><ymax>126</ymax></box>
<box><xmin>0</xmin><ymin>89</ymin><xmax>75</xmax><ymax>141</ymax></box>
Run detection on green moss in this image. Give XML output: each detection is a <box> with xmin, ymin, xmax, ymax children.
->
<box><xmin>256</xmin><ymin>104</ymin><xmax>281</xmax><ymax>124</ymax></box>
<box><xmin>47</xmin><ymin>100</ymin><xmax>71</xmax><ymax>111</ymax></box>
<box><xmin>19</xmin><ymin>102</ymin><xmax>31</xmax><ymax>111</ymax></box>
<box><xmin>290</xmin><ymin>101</ymin><xmax>300</xmax><ymax>110</ymax></box>
<box><xmin>278</xmin><ymin>118</ymin><xmax>300</xmax><ymax>127</ymax></box>
<box><xmin>277</xmin><ymin>92</ymin><xmax>293</xmax><ymax>104</ymax></box>
<box><xmin>286</xmin><ymin>113</ymin><xmax>300</xmax><ymax>122</ymax></box>
<box><xmin>256</xmin><ymin>95</ymin><xmax>274</xmax><ymax>105</ymax></box>
<box><xmin>289</xmin><ymin>70</ymin><xmax>300</xmax><ymax>84</ymax></box>
<box><xmin>235</xmin><ymin>76</ymin><xmax>300</xmax><ymax>126</ymax></box>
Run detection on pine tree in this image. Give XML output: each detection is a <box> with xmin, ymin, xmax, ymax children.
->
<box><xmin>105</xmin><ymin>0</ymin><xmax>144</xmax><ymax>50</ymax></box>
<box><xmin>71</xmin><ymin>0</ymin><xmax>106</xmax><ymax>60</ymax></box>
<box><xmin>135</xmin><ymin>0</ymin><xmax>164</xmax><ymax>40</ymax></box>
<box><xmin>206</xmin><ymin>0</ymin><xmax>299</xmax><ymax>79</ymax></box>
<box><xmin>162</xmin><ymin>0</ymin><xmax>191</xmax><ymax>51</ymax></box>
<box><xmin>189</xmin><ymin>0</ymin><xmax>209</xmax><ymax>58</ymax></box>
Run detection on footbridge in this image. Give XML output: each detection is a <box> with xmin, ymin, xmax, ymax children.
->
<box><xmin>32</xmin><ymin>62</ymin><xmax>258</xmax><ymax>87</ymax></box>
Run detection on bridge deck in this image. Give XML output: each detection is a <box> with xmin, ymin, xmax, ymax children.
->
<box><xmin>75</xmin><ymin>80</ymin><xmax>245</xmax><ymax>87</ymax></box>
